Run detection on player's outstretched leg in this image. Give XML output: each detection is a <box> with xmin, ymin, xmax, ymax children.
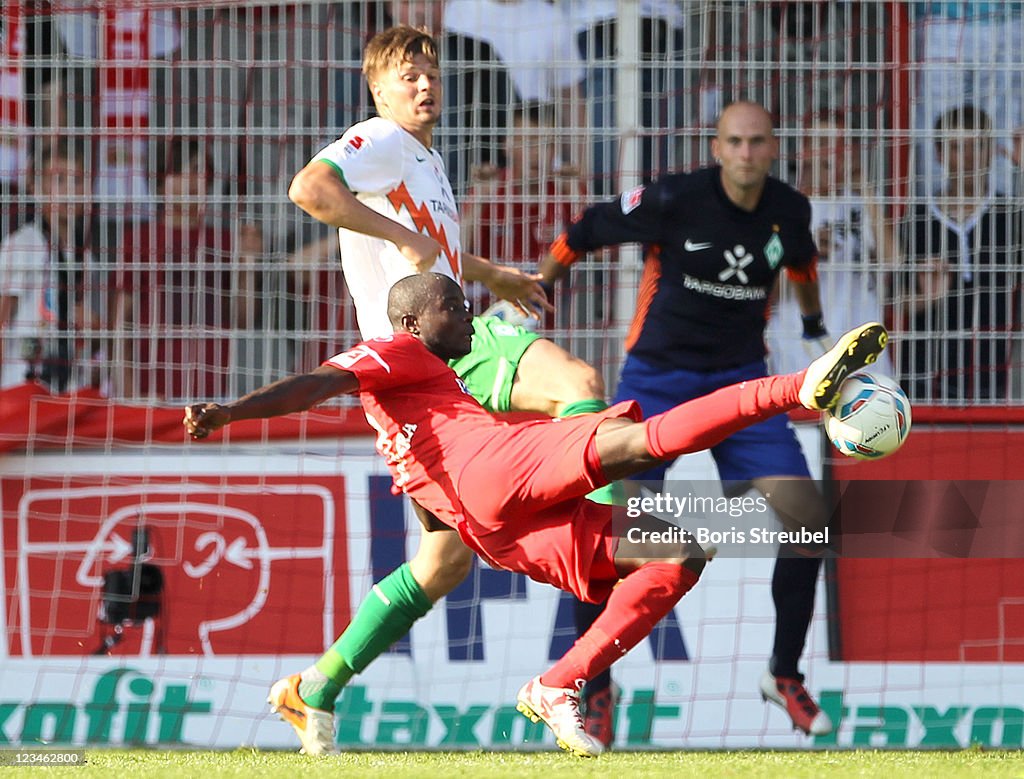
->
<box><xmin>594</xmin><ymin>322</ymin><xmax>890</xmax><ymax>483</ymax></box>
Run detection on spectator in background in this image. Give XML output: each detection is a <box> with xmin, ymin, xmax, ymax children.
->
<box><xmin>114</xmin><ymin>138</ymin><xmax>263</xmax><ymax>401</ymax></box>
<box><xmin>0</xmin><ymin>137</ymin><xmax>107</xmax><ymax>392</ymax></box>
<box><xmin>1</xmin><ymin>4</ymin><xmax>34</xmax><ymax>240</ymax></box>
<box><xmin>564</xmin><ymin>0</ymin><xmax>685</xmax><ymax>194</ymax></box>
<box><xmin>912</xmin><ymin>2</ymin><xmax>1024</xmax><ymax>196</ymax></box>
<box><xmin>461</xmin><ymin>102</ymin><xmax>581</xmax><ymax>325</ymax></box>
<box><xmin>462</xmin><ymin>102</ymin><xmax>578</xmax><ymax>267</ymax></box>
<box><xmin>443</xmin><ymin>0</ymin><xmax>587</xmax><ymax>189</ymax></box>
<box><xmin>48</xmin><ymin>2</ymin><xmax>180</xmax><ymax>219</ymax></box>
<box><xmin>767</xmin><ymin>110</ymin><xmax>894</xmax><ymax>376</ymax></box>
<box><xmin>897</xmin><ymin>104</ymin><xmax>1023</xmax><ymax>402</ymax></box>
<box><xmin>163</xmin><ymin>4</ymin><xmax>348</xmax><ymax>256</ymax></box>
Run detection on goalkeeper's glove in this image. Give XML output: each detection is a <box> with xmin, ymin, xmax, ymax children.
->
<box><xmin>801</xmin><ymin>313</ymin><xmax>830</xmax><ymax>359</ymax></box>
<box><xmin>482</xmin><ymin>299</ymin><xmax>539</xmax><ymax>332</ymax></box>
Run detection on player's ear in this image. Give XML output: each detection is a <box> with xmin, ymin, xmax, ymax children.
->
<box><xmin>400</xmin><ymin>312</ymin><xmax>419</xmax><ymax>335</ymax></box>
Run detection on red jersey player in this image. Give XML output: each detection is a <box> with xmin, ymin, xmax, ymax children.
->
<box><xmin>184</xmin><ymin>273</ymin><xmax>887</xmax><ymax>758</ymax></box>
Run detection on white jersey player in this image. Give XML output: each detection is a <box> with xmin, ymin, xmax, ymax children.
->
<box><xmin>312</xmin><ymin>116</ymin><xmax>463</xmax><ymax>338</ymax></box>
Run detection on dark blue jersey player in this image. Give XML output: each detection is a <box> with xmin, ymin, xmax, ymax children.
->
<box><xmin>541</xmin><ymin>100</ymin><xmax>835</xmax><ymax>738</ymax></box>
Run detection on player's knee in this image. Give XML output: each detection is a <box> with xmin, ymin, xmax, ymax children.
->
<box><xmin>791</xmin><ymin>506</ymin><xmax>828</xmax><ymax>535</ymax></box>
<box><xmin>662</xmin><ymin>544</ymin><xmax>708</xmax><ymax>577</ymax></box>
<box><xmin>637</xmin><ymin>555</ymin><xmax>704</xmax><ymax>596</ymax></box>
<box><xmin>806</xmin><ymin>513</ymin><xmax>829</xmax><ymax>535</ymax></box>
<box><xmin>683</xmin><ymin>555</ymin><xmax>707</xmax><ymax>577</ymax></box>
<box><xmin>410</xmin><ymin>536</ymin><xmax>474</xmax><ymax>597</ymax></box>
<box><xmin>443</xmin><ymin>545</ymin><xmax>475</xmax><ymax>583</ymax></box>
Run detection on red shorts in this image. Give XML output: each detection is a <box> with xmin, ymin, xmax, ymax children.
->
<box><xmin>454</xmin><ymin>400</ymin><xmax>640</xmax><ymax>602</ymax></box>
<box><xmin>475</xmin><ymin>499</ymin><xmax>621</xmax><ymax>603</ymax></box>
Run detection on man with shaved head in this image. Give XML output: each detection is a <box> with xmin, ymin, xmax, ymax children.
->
<box><xmin>186</xmin><ymin>271</ymin><xmax>886</xmax><ymax>757</ymax></box>
<box><xmin>540</xmin><ymin>100</ymin><xmax>836</xmax><ymax>737</ymax></box>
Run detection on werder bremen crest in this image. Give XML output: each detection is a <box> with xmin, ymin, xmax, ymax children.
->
<box><xmin>764</xmin><ymin>233</ymin><xmax>784</xmax><ymax>268</ymax></box>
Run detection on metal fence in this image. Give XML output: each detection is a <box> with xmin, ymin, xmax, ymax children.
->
<box><xmin>0</xmin><ymin>1</ymin><xmax>1020</xmax><ymax>404</ymax></box>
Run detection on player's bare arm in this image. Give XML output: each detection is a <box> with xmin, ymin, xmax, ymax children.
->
<box><xmin>461</xmin><ymin>252</ymin><xmax>553</xmax><ymax>318</ymax></box>
<box><xmin>289</xmin><ymin>160</ymin><xmax>441</xmax><ymax>271</ymax></box>
<box><xmin>183</xmin><ymin>365</ymin><xmax>358</xmax><ymax>439</ymax></box>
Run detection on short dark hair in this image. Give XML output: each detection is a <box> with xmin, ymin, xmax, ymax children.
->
<box><xmin>387</xmin><ymin>272</ymin><xmax>458</xmax><ymax>328</ymax></box>
<box><xmin>934</xmin><ymin>104</ymin><xmax>991</xmax><ymax>135</ymax></box>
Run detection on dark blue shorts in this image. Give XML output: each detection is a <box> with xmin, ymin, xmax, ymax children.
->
<box><xmin>612</xmin><ymin>355</ymin><xmax>812</xmax><ymax>486</ymax></box>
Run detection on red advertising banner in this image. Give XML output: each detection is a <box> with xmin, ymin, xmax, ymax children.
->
<box><xmin>2</xmin><ymin>474</ymin><xmax>349</xmax><ymax>656</ymax></box>
<box><xmin>834</xmin><ymin>425</ymin><xmax>1024</xmax><ymax>661</ymax></box>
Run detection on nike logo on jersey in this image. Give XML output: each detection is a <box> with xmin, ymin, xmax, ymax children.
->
<box><xmin>684</xmin><ymin>240</ymin><xmax>712</xmax><ymax>252</ymax></box>
<box><xmin>415</xmin><ymin>155</ymin><xmax>426</xmax><ymax>162</ymax></box>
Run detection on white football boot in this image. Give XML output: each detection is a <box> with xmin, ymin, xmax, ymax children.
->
<box><xmin>516</xmin><ymin>676</ymin><xmax>605</xmax><ymax>758</ymax></box>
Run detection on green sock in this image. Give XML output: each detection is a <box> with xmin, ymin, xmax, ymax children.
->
<box><xmin>303</xmin><ymin>563</ymin><xmax>432</xmax><ymax>709</ymax></box>
<box><xmin>297</xmin><ymin>667</ymin><xmax>343</xmax><ymax>712</ymax></box>
<box><xmin>559</xmin><ymin>398</ymin><xmax>627</xmax><ymax>506</ymax></box>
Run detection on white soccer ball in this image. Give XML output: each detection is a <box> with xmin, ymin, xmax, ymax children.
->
<box><xmin>825</xmin><ymin>372</ymin><xmax>912</xmax><ymax>460</ymax></box>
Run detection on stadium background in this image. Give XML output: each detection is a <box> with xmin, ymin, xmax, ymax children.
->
<box><xmin>1</xmin><ymin>0</ymin><xmax>1023</xmax><ymax>750</ymax></box>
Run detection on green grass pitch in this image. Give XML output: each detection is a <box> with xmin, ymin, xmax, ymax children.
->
<box><xmin>9</xmin><ymin>749</ymin><xmax>1024</xmax><ymax>778</ymax></box>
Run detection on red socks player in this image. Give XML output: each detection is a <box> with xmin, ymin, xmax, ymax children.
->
<box><xmin>185</xmin><ymin>274</ymin><xmax>887</xmax><ymax>758</ymax></box>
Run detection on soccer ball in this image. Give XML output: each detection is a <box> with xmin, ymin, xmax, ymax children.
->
<box><xmin>825</xmin><ymin>372</ymin><xmax>912</xmax><ymax>459</ymax></box>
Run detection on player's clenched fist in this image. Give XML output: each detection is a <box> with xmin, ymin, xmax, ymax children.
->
<box><xmin>183</xmin><ymin>403</ymin><xmax>230</xmax><ymax>439</ymax></box>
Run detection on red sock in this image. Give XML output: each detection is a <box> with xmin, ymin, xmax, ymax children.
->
<box><xmin>541</xmin><ymin>563</ymin><xmax>698</xmax><ymax>689</ymax></box>
<box><xmin>644</xmin><ymin>372</ymin><xmax>804</xmax><ymax>460</ymax></box>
